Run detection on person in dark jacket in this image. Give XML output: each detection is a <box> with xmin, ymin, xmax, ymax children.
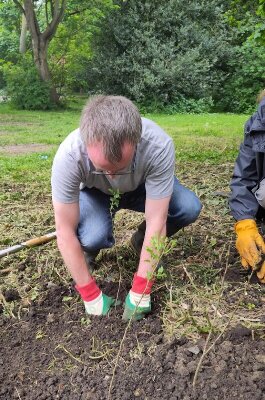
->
<box><xmin>230</xmin><ymin>90</ymin><xmax>265</xmax><ymax>283</ymax></box>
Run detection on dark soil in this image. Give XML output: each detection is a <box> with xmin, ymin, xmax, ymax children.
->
<box><xmin>1</xmin><ymin>281</ymin><xmax>265</xmax><ymax>400</ymax></box>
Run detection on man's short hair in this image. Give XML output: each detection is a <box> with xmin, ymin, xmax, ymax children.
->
<box><xmin>80</xmin><ymin>95</ymin><xmax>142</xmax><ymax>163</ymax></box>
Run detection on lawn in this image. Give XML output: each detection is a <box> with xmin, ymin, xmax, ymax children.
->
<box><xmin>0</xmin><ymin>100</ymin><xmax>246</xmax><ymax>185</ymax></box>
<box><xmin>0</xmin><ymin>102</ymin><xmax>264</xmax><ymax>399</ymax></box>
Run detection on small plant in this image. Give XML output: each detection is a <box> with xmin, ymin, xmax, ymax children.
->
<box><xmin>109</xmin><ymin>188</ymin><xmax>121</xmax><ymax>215</ymax></box>
<box><xmin>62</xmin><ymin>296</ymin><xmax>73</xmax><ymax>303</ymax></box>
<box><xmin>80</xmin><ymin>316</ymin><xmax>91</xmax><ymax>326</ymax></box>
<box><xmin>156</xmin><ymin>265</ymin><xmax>167</xmax><ymax>280</ymax></box>
<box><xmin>36</xmin><ymin>329</ymin><xmax>47</xmax><ymax>340</ymax></box>
<box><xmin>246</xmin><ymin>302</ymin><xmax>256</xmax><ymax>310</ymax></box>
<box><xmin>108</xmin><ymin>234</ymin><xmax>177</xmax><ymax>399</ymax></box>
<box><xmin>30</xmin><ymin>287</ymin><xmax>39</xmax><ymax>301</ymax></box>
<box><xmin>146</xmin><ymin>235</ymin><xmax>177</xmax><ymax>281</ymax></box>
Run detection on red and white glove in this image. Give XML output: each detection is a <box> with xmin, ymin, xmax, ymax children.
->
<box><xmin>75</xmin><ymin>279</ymin><xmax>116</xmax><ymax>316</ymax></box>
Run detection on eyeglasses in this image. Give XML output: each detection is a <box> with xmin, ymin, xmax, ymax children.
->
<box><xmin>90</xmin><ymin>150</ymin><xmax>137</xmax><ymax>176</ymax></box>
<box><xmin>91</xmin><ymin>170</ymin><xmax>134</xmax><ymax>176</ymax></box>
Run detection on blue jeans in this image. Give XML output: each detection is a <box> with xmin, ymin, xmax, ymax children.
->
<box><xmin>77</xmin><ymin>177</ymin><xmax>202</xmax><ymax>252</ymax></box>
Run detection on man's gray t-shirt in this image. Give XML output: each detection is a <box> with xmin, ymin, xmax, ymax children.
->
<box><xmin>51</xmin><ymin>117</ymin><xmax>175</xmax><ymax>203</ymax></box>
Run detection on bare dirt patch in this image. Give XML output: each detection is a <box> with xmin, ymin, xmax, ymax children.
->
<box><xmin>0</xmin><ymin>130</ymin><xmax>15</xmax><ymax>135</ymax></box>
<box><xmin>0</xmin><ymin>283</ymin><xmax>264</xmax><ymax>400</ymax></box>
<box><xmin>0</xmin><ymin>143</ymin><xmax>55</xmax><ymax>155</ymax></box>
<box><xmin>0</xmin><ymin>115</ymin><xmax>41</xmax><ymax>126</ymax></box>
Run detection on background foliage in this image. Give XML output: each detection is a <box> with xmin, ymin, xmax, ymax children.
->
<box><xmin>87</xmin><ymin>0</ymin><xmax>235</xmax><ymax>112</ymax></box>
<box><xmin>3</xmin><ymin>57</ymin><xmax>52</xmax><ymax>110</ymax></box>
<box><xmin>0</xmin><ymin>0</ymin><xmax>265</xmax><ymax>112</ymax></box>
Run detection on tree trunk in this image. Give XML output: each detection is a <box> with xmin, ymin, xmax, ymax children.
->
<box><xmin>15</xmin><ymin>0</ymin><xmax>66</xmax><ymax>105</ymax></box>
<box><xmin>19</xmin><ymin>13</ymin><xmax>27</xmax><ymax>53</ymax></box>
<box><xmin>32</xmin><ymin>37</ymin><xmax>60</xmax><ymax>104</ymax></box>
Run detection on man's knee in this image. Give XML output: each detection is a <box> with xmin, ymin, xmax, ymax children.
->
<box><xmin>187</xmin><ymin>196</ymin><xmax>202</xmax><ymax>223</ymax></box>
<box><xmin>168</xmin><ymin>192</ymin><xmax>202</xmax><ymax>230</ymax></box>
<box><xmin>78</xmin><ymin>230</ymin><xmax>114</xmax><ymax>252</ymax></box>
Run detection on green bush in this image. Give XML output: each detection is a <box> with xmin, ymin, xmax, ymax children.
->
<box><xmin>3</xmin><ymin>61</ymin><xmax>52</xmax><ymax>110</ymax></box>
<box><xmin>214</xmin><ymin>42</ymin><xmax>265</xmax><ymax>113</ymax></box>
<box><xmin>164</xmin><ymin>97</ymin><xmax>214</xmax><ymax>114</ymax></box>
<box><xmin>87</xmin><ymin>0</ymin><xmax>233</xmax><ymax>110</ymax></box>
<box><xmin>139</xmin><ymin>96</ymin><xmax>214</xmax><ymax>114</ymax></box>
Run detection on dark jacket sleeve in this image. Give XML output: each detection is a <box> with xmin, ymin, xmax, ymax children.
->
<box><xmin>229</xmin><ymin>132</ymin><xmax>259</xmax><ymax>221</ymax></box>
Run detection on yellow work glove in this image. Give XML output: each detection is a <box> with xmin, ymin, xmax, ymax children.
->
<box><xmin>235</xmin><ymin>219</ymin><xmax>265</xmax><ymax>270</ymax></box>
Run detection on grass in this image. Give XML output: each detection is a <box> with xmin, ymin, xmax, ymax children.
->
<box><xmin>1</xmin><ymin>99</ymin><xmax>265</xmax><ymax>342</ymax></box>
<box><xmin>148</xmin><ymin>113</ymin><xmax>247</xmax><ymax>162</ymax></box>
<box><xmin>0</xmin><ymin>100</ymin><xmax>247</xmax><ymax>152</ymax></box>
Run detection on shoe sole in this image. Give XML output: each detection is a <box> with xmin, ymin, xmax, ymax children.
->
<box><xmin>129</xmin><ymin>235</ymin><xmax>142</xmax><ymax>257</ymax></box>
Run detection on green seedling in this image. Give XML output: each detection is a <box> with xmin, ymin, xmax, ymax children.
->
<box><xmin>146</xmin><ymin>235</ymin><xmax>177</xmax><ymax>281</ymax></box>
<box><xmin>210</xmin><ymin>238</ymin><xmax>217</xmax><ymax>247</ymax></box>
<box><xmin>80</xmin><ymin>316</ymin><xmax>91</xmax><ymax>326</ymax></box>
<box><xmin>108</xmin><ymin>233</ymin><xmax>177</xmax><ymax>399</ymax></box>
<box><xmin>36</xmin><ymin>329</ymin><xmax>47</xmax><ymax>339</ymax></box>
<box><xmin>109</xmin><ymin>188</ymin><xmax>121</xmax><ymax>215</ymax></box>
<box><xmin>156</xmin><ymin>265</ymin><xmax>167</xmax><ymax>280</ymax></box>
<box><xmin>30</xmin><ymin>287</ymin><xmax>39</xmax><ymax>301</ymax></box>
<box><xmin>246</xmin><ymin>302</ymin><xmax>256</xmax><ymax>310</ymax></box>
<box><xmin>62</xmin><ymin>296</ymin><xmax>73</xmax><ymax>302</ymax></box>
<box><xmin>239</xmin><ymin>300</ymin><xmax>254</xmax><ymax>309</ymax></box>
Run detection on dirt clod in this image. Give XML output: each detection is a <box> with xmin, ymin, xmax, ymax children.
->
<box><xmin>3</xmin><ymin>288</ymin><xmax>20</xmax><ymax>302</ymax></box>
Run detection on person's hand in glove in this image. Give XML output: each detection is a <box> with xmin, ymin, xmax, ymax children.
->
<box><xmin>75</xmin><ymin>279</ymin><xmax>118</xmax><ymax>316</ymax></box>
<box><xmin>122</xmin><ymin>274</ymin><xmax>153</xmax><ymax>321</ymax></box>
<box><xmin>122</xmin><ymin>292</ymin><xmax>151</xmax><ymax>321</ymax></box>
<box><xmin>235</xmin><ymin>219</ymin><xmax>265</xmax><ymax>269</ymax></box>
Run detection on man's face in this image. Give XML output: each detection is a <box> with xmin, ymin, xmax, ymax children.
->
<box><xmin>87</xmin><ymin>141</ymin><xmax>135</xmax><ymax>179</ymax></box>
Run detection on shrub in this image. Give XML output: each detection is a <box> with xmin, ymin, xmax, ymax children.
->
<box><xmin>138</xmin><ymin>96</ymin><xmax>213</xmax><ymax>114</ymax></box>
<box><xmin>164</xmin><ymin>96</ymin><xmax>214</xmax><ymax>114</ymax></box>
<box><xmin>214</xmin><ymin>41</ymin><xmax>265</xmax><ymax>113</ymax></box>
<box><xmin>87</xmin><ymin>0</ymin><xmax>233</xmax><ymax>111</ymax></box>
<box><xmin>3</xmin><ymin>61</ymin><xmax>52</xmax><ymax>110</ymax></box>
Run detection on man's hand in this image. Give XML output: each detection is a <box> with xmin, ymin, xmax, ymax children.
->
<box><xmin>76</xmin><ymin>279</ymin><xmax>120</xmax><ymax>316</ymax></box>
<box><xmin>122</xmin><ymin>292</ymin><xmax>151</xmax><ymax>321</ymax></box>
<box><xmin>235</xmin><ymin>219</ymin><xmax>265</xmax><ymax>269</ymax></box>
<box><xmin>84</xmin><ymin>294</ymin><xmax>118</xmax><ymax>316</ymax></box>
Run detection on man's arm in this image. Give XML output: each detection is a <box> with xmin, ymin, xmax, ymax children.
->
<box><xmin>137</xmin><ymin>196</ymin><xmax>170</xmax><ymax>278</ymax></box>
<box><xmin>53</xmin><ymin>200</ymin><xmax>92</xmax><ymax>286</ymax></box>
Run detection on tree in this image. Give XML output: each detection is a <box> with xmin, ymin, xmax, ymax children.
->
<box><xmin>13</xmin><ymin>0</ymin><xmax>66</xmax><ymax>104</ymax></box>
<box><xmin>10</xmin><ymin>0</ymin><xmax>115</xmax><ymax>104</ymax></box>
<box><xmin>218</xmin><ymin>0</ymin><xmax>265</xmax><ymax>112</ymax></box>
<box><xmin>0</xmin><ymin>1</ymin><xmax>21</xmax><ymax>89</ymax></box>
<box><xmin>0</xmin><ymin>1</ymin><xmax>21</xmax><ymax>63</ymax></box>
<box><xmin>19</xmin><ymin>13</ymin><xmax>27</xmax><ymax>53</ymax></box>
<box><xmin>48</xmin><ymin>2</ymin><xmax>113</xmax><ymax>94</ymax></box>
<box><xmin>226</xmin><ymin>0</ymin><xmax>265</xmax><ymax>43</ymax></box>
